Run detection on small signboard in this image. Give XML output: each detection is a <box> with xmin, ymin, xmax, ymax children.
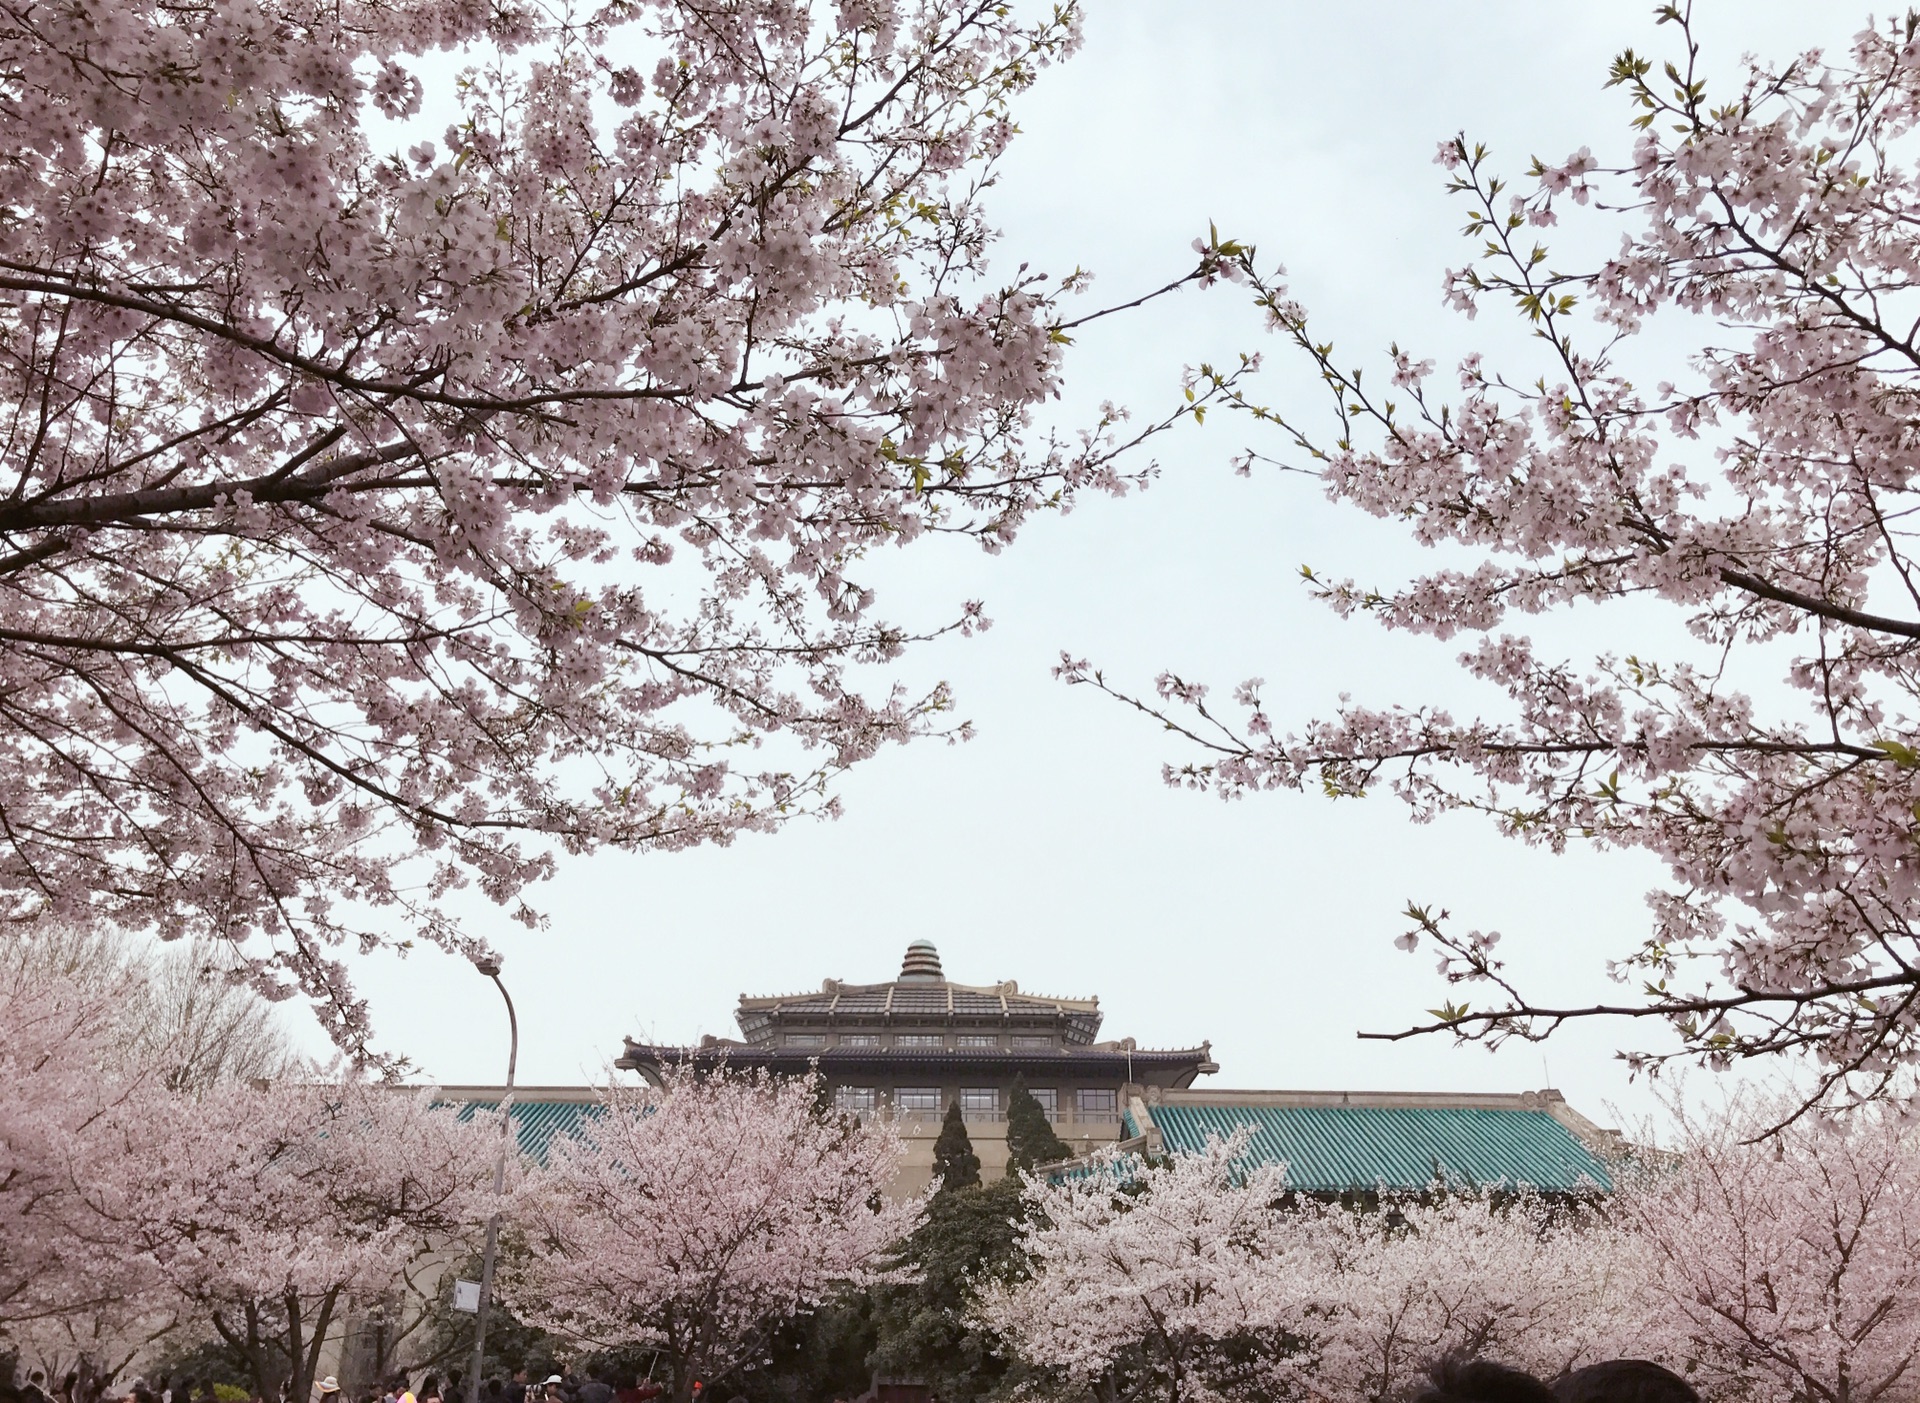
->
<box><xmin>452</xmin><ymin>1279</ymin><xmax>482</xmax><ymax>1314</ymax></box>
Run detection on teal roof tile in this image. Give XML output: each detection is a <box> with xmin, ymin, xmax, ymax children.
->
<box><xmin>441</xmin><ymin>1098</ymin><xmax>602</xmax><ymax>1164</ymax></box>
<box><xmin>1150</xmin><ymin>1103</ymin><xmax>1612</xmax><ymax>1193</ymax></box>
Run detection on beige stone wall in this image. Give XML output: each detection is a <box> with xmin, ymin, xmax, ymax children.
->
<box><xmin>888</xmin><ymin>1113</ymin><xmax>1124</xmax><ymax>1197</ymax></box>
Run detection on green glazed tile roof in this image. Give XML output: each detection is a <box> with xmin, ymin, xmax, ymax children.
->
<box><xmin>441</xmin><ymin>1098</ymin><xmax>601</xmax><ymax>1164</ymax></box>
<box><xmin>1150</xmin><ymin>1103</ymin><xmax>1612</xmax><ymax>1192</ymax></box>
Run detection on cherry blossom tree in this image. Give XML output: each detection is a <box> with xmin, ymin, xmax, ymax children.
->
<box><xmin>3</xmin><ymin>925</ymin><xmax>305</xmax><ymax>1091</ymax></box>
<box><xmin>0</xmin><ymin>962</ymin><xmax>146</xmax><ymax>1336</ymax></box>
<box><xmin>1300</xmin><ymin>1190</ymin><xmax>1653</xmax><ymax>1403</ymax></box>
<box><xmin>0</xmin><ymin>956</ymin><xmax>186</xmax><ymax>1399</ymax></box>
<box><xmin>987</xmin><ymin>1135</ymin><xmax>1652</xmax><ymax>1403</ymax></box>
<box><xmin>72</xmin><ymin>1077</ymin><xmax>500</xmax><ymax>1403</ymax></box>
<box><xmin>501</xmin><ymin>1069</ymin><xmax>916</xmax><ymax>1403</ymax></box>
<box><xmin>1615</xmin><ymin>1095</ymin><xmax>1920</xmax><ymax>1403</ymax></box>
<box><xmin>975</xmin><ymin>1132</ymin><xmax>1314</xmax><ymax>1403</ymax></box>
<box><xmin>0</xmin><ymin>0</ymin><xmax>1231</xmax><ymax>1058</ymax></box>
<box><xmin>1064</xmin><ymin>6</ymin><xmax>1920</xmax><ymax>1100</ymax></box>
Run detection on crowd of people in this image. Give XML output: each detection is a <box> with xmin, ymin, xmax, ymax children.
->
<box><xmin>0</xmin><ymin>1351</ymin><xmax>1705</xmax><ymax>1403</ymax></box>
<box><xmin>320</xmin><ymin>1367</ymin><xmax>675</xmax><ymax>1403</ymax></box>
<box><xmin>0</xmin><ymin>1362</ymin><xmax>682</xmax><ymax>1403</ymax></box>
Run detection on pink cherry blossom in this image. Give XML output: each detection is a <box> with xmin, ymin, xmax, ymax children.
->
<box><xmin>2</xmin><ymin>945</ymin><xmax>499</xmax><ymax>1401</ymax></box>
<box><xmin>0</xmin><ymin>0</ymin><xmax>1232</xmax><ymax>1062</ymax></box>
<box><xmin>0</xmin><ymin>964</ymin><xmax>137</xmax><ymax>1333</ymax></box>
<box><xmin>501</xmin><ymin>1069</ymin><xmax>917</xmax><ymax>1403</ymax></box>
<box><xmin>985</xmin><ymin>1131</ymin><xmax>1653</xmax><ymax>1403</ymax></box>
<box><xmin>73</xmin><ymin>1075</ymin><xmax>501</xmax><ymax>1403</ymax></box>
<box><xmin>1614</xmin><ymin>1094</ymin><xmax>1920</xmax><ymax>1403</ymax></box>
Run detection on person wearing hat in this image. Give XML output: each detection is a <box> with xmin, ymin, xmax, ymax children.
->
<box><xmin>316</xmin><ymin>1380</ymin><xmax>340</xmax><ymax>1403</ymax></box>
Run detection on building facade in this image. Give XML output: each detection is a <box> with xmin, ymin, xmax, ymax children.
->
<box><xmin>617</xmin><ymin>939</ymin><xmax>1218</xmax><ymax>1195</ymax></box>
<box><xmin>442</xmin><ymin>941</ymin><xmax>1623</xmax><ymax>1199</ymax></box>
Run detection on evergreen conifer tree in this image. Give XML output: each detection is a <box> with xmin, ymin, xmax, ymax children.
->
<box><xmin>1004</xmin><ymin>1076</ymin><xmax>1072</xmax><ymax>1175</ymax></box>
<box><xmin>931</xmin><ymin>1101</ymin><xmax>981</xmax><ymax>1193</ymax></box>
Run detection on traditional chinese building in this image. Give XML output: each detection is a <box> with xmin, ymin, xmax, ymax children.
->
<box><xmin>441</xmin><ymin>940</ymin><xmax>1623</xmax><ymax>1200</ymax></box>
<box><xmin>615</xmin><ymin>939</ymin><xmax>1218</xmax><ymax>1193</ymax></box>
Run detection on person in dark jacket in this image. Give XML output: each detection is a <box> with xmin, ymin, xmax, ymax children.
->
<box><xmin>572</xmin><ymin>1376</ymin><xmax>610</xmax><ymax>1403</ymax></box>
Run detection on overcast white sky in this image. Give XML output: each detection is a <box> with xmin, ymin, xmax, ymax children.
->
<box><xmin>333</xmin><ymin>1</ymin><xmax>1868</xmax><ymax>1129</ymax></box>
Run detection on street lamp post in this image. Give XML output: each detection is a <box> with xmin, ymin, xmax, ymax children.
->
<box><xmin>470</xmin><ymin>957</ymin><xmax>518</xmax><ymax>1403</ymax></box>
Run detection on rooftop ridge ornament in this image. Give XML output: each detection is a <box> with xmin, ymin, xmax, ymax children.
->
<box><xmin>899</xmin><ymin>939</ymin><xmax>944</xmax><ymax>982</ymax></box>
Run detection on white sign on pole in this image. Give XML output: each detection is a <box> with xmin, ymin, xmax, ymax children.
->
<box><xmin>452</xmin><ymin>1279</ymin><xmax>482</xmax><ymax>1314</ymax></box>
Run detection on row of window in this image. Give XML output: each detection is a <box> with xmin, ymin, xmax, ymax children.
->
<box><xmin>783</xmin><ymin>1032</ymin><xmax>1057</xmax><ymax>1050</ymax></box>
<box><xmin>830</xmin><ymin>1085</ymin><xmax>1118</xmax><ymax>1116</ymax></box>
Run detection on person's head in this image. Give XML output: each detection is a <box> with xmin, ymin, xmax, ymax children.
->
<box><xmin>511</xmin><ymin>1374</ymin><xmax>526</xmax><ymax>1387</ymax></box>
<box><xmin>1552</xmin><ymin>1361</ymin><xmax>1701</xmax><ymax>1403</ymax></box>
<box><xmin>1413</xmin><ymin>1358</ymin><xmax>1556</xmax><ymax>1403</ymax></box>
<box><xmin>29</xmin><ymin>1376</ymin><xmax>43</xmax><ymax>1387</ymax></box>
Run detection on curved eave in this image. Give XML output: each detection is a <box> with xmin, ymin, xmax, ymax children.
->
<box><xmin>617</xmin><ymin>1041</ymin><xmax>1217</xmax><ymax>1087</ymax></box>
<box><xmin>736</xmin><ymin>981</ymin><xmax>1100</xmax><ymax>1013</ymax></box>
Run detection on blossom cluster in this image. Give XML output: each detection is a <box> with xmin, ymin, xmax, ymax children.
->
<box><xmin>981</xmin><ymin>1132</ymin><xmax>1647</xmax><ymax>1403</ymax></box>
<box><xmin>1</xmin><ymin>961</ymin><xmax>910</xmax><ymax>1403</ymax></box>
<box><xmin>500</xmin><ymin>1068</ymin><xmax>915</xmax><ymax>1403</ymax></box>
<box><xmin>0</xmin><ymin>0</ymin><xmax>1227</xmax><ymax>1060</ymax></box>
<box><xmin>989</xmin><ymin>1097</ymin><xmax>1920</xmax><ymax>1403</ymax></box>
<box><xmin>0</xmin><ymin>961</ymin><xmax>502</xmax><ymax>1400</ymax></box>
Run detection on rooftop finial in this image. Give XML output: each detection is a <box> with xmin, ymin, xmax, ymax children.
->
<box><xmin>899</xmin><ymin>939</ymin><xmax>943</xmax><ymax>981</ymax></box>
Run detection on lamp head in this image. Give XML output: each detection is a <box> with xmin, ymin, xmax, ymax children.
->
<box><xmin>473</xmin><ymin>956</ymin><xmax>503</xmax><ymax>978</ymax></box>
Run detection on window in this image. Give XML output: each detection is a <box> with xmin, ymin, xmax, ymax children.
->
<box><xmin>838</xmin><ymin>1033</ymin><xmax>881</xmax><ymax>1048</ymax></box>
<box><xmin>955</xmin><ymin>1034</ymin><xmax>997</xmax><ymax>1049</ymax></box>
<box><xmin>784</xmin><ymin>1033</ymin><xmax>825</xmax><ymax>1048</ymax></box>
<box><xmin>895</xmin><ymin>1033</ymin><xmax>944</xmax><ymax>1049</ymax></box>
<box><xmin>960</xmin><ymin>1087</ymin><xmax>1001</xmax><ymax>1121</ymax></box>
<box><xmin>895</xmin><ymin>1087</ymin><xmax>941</xmax><ymax>1114</ymax></box>
<box><xmin>1030</xmin><ymin>1087</ymin><xmax>1059</xmax><ymax>1121</ymax></box>
<box><xmin>834</xmin><ymin>1086</ymin><xmax>878</xmax><ymax>1113</ymax></box>
<box><xmin>1077</xmin><ymin>1088</ymin><xmax>1118</xmax><ymax>1121</ymax></box>
<box><xmin>1010</xmin><ymin>1035</ymin><xmax>1054</xmax><ymax>1051</ymax></box>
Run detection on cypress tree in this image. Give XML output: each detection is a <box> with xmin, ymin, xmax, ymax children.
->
<box><xmin>1004</xmin><ymin>1075</ymin><xmax>1072</xmax><ymax>1175</ymax></box>
<box><xmin>931</xmin><ymin>1100</ymin><xmax>981</xmax><ymax>1192</ymax></box>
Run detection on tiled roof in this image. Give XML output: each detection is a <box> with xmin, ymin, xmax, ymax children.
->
<box><xmin>735</xmin><ymin>984</ymin><xmax>1103</xmax><ymax>1045</ymax></box>
<box><xmin>732</xmin><ymin>945</ymin><xmax>1106</xmax><ymax>1044</ymax></box>
<box><xmin>616</xmin><ymin>1041</ymin><xmax>1217</xmax><ymax>1084</ymax></box>
<box><xmin>1148</xmin><ymin>1101</ymin><xmax>1613</xmax><ymax>1193</ymax></box>
<box><xmin>746</xmin><ymin>985</ymin><xmax>1092</xmax><ymax>1017</ymax></box>
<box><xmin>436</xmin><ymin>1093</ymin><xmax>600</xmax><ymax>1164</ymax></box>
